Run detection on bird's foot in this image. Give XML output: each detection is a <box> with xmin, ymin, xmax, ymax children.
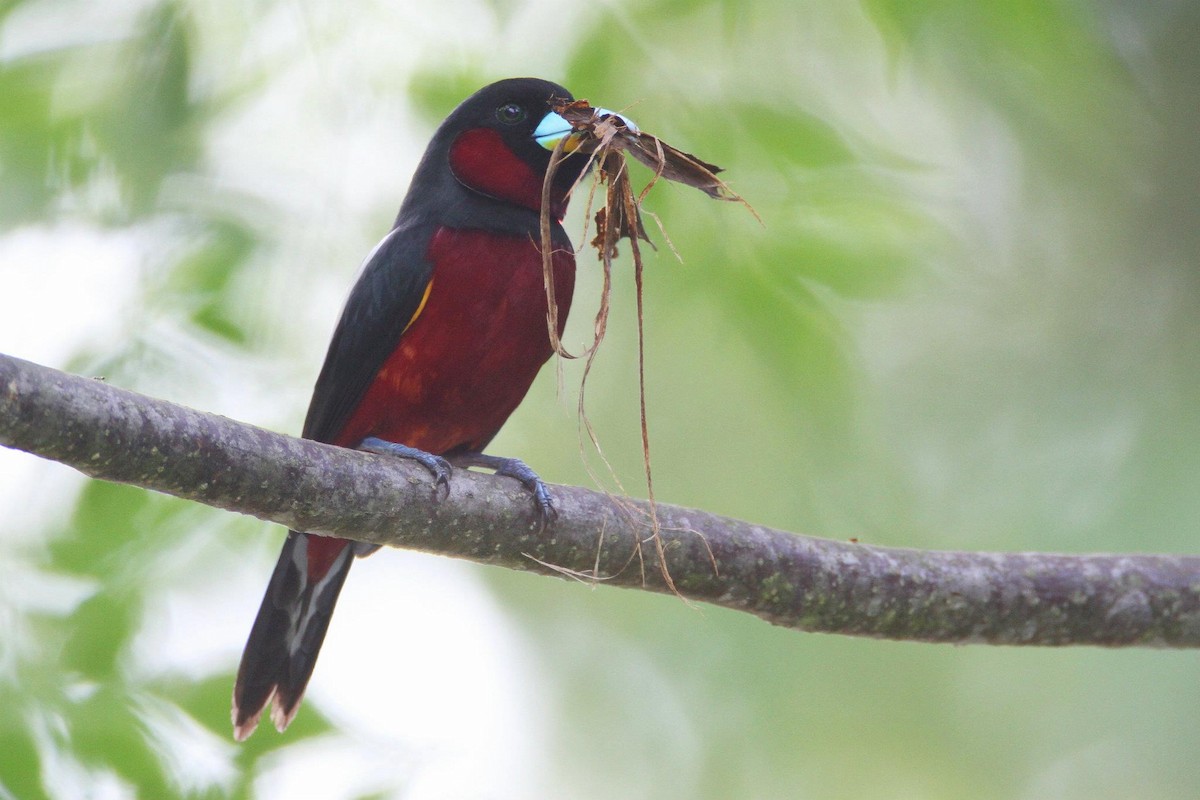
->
<box><xmin>359</xmin><ymin>437</ymin><xmax>452</xmax><ymax>497</ymax></box>
<box><xmin>450</xmin><ymin>452</ymin><xmax>554</xmax><ymax>518</ymax></box>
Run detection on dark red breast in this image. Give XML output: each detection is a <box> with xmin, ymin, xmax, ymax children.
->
<box><xmin>332</xmin><ymin>227</ymin><xmax>575</xmax><ymax>454</ymax></box>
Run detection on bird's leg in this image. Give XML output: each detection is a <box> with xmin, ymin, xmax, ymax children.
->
<box><xmin>359</xmin><ymin>436</ymin><xmax>452</xmax><ymax>496</ymax></box>
<box><xmin>449</xmin><ymin>452</ymin><xmax>554</xmax><ymax>517</ymax></box>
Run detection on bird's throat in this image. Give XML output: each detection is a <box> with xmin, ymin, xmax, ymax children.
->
<box><xmin>449</xmin><ymin>128</ymin><xmax>567</xmax><ymax>219</ymax></box>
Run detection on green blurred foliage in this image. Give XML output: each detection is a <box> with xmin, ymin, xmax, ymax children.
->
<box><xmin>0</xmin><ymin>1</ymin><xmax>200</xmax><ymax>224</ymax></box>
<box><xmin>0</xmin><ymin>1</ymin><xmax>332</xmax><ymax>796</ymax></box>
<box><xmin>2</xmin><ymin>0</ymin><xmax>1200</xmax><ymax>797</ymax></box>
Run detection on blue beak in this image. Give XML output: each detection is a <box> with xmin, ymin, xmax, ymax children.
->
<box><xmin>534</xmin><ymin>108</ymin><xmax>639</xmax><ymax>151</ymax></box>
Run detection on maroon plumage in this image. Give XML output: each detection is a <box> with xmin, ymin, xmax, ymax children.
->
<box><xmin>232</xmin><ymin>78</ymin><xmax>592</xmax><ymax>739</ymax></box>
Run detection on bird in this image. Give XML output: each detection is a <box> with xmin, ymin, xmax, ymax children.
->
<box><xmin>232</xmin><ymin>77</ymin><xmax>619</xmax><ymax>740</ymax></box>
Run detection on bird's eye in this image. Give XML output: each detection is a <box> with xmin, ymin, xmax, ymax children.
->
<box><xmin>495</xmin><ymin>103</ymin><xmax>527</xmax><ymax>125</ymax></box>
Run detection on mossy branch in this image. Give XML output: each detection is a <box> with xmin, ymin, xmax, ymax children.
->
<box><xmin>3</xmin><ymin>351</ymin><xmax>1199</xmax><ymax>647</ymax></box>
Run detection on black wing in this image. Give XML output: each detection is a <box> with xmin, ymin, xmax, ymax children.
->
<box><xmin>301</xmin><ymin>221</ymin><xmax>437</xmax><ymax>444</ymax></box>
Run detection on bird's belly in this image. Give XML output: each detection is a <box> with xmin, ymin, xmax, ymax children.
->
<box><xmin>334</xmin><ymin>227</ymin><xmax>575</xmax><ymax>454</ymax></box>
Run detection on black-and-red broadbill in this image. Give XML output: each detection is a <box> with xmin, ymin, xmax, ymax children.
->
<box><xmin>232</xmin><ymin>78</ymin><xmax>624</xmax><ymax>739</ymax></box>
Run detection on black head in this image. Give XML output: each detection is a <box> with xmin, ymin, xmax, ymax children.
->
<box><xmin>404</xmin><ymin>78</ymin><xmax>594</xmax><ymax>222</ymax></box>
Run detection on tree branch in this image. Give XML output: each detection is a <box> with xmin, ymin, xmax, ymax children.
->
<box><xmin>2</xmin><ymin>351</ymin><xmax>1199</xmax><ymax>647</ymax></box>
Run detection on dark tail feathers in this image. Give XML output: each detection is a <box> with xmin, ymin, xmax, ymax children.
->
<box><xmin>232</xmin><ymin>531</ymin><xmax>355</xmax><ymax>740</ymax></box>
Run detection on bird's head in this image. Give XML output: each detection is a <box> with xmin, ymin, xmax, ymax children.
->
<box><xmin>432</xmin><ymin>78</ymin><xmax>630</xmax><ymax>220</ymax></box>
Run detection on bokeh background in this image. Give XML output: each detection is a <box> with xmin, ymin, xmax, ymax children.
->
<box><xmin>2</xmin><ymin>0</ymin><xmax>1199</xmax><ymax>797</ymax></box>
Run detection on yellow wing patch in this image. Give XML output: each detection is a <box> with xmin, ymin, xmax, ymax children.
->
<box><xmin>403</xmin><ymin>280</ymin><xmax>433</xmax><ymax>334</ymax></box>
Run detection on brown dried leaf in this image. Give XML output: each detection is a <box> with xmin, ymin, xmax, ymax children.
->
<box><xmin>551</xmin><ymin>97</ymin><xmax>757</xmax><ymax>214</ymax></box>
<box><xmin>589</xmin><ymin>150</ymin><xmax>651</xmax><ymax>261</ymax></box>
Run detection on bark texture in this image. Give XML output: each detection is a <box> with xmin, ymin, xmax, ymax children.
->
<box><xmin>3</xmin><ymin>352</ymin><xmax>1200</xmax><ymax>647</ymax></box>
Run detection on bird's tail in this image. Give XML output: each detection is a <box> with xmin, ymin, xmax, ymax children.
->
<box><xmin>232</xmin><ymin>530</ymin><xmax>355</xmax><ymax>740</ymax></box>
